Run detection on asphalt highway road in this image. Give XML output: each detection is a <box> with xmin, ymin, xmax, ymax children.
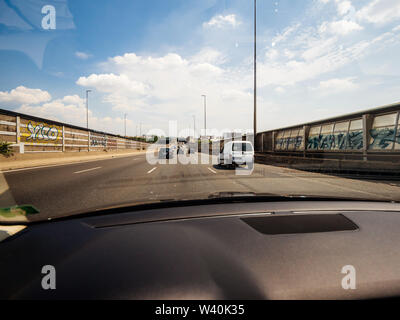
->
<box><xmin>2</xmin><ymin>152</ymin><xmax>400</xmax><ymax>221</ymax></box>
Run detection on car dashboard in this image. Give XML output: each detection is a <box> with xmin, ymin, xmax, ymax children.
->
<box><xmin>1</xmin><ymin>200</ymin><xmax>400</xmax><ymax>299</ymax></box>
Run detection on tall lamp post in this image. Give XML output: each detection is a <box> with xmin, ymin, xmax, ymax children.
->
<box><xmin>86</xmin><ymin>89</ymin><xmax>91</xmax><ymax>129</ymax></box>
<box><xmin>124</xmin><ymin>113</ymin><xmax>127</xmax><ymax>137</ymax></box>
<box><xmin>193</xmin><ymin>115</ymin><xmax>196</xmax><ymax>139</ymax></box>
<box><xmin>201</xmin><ymin>94</ymin><xmax>206</xmax><ymax>138</ymax></box>
<box><xmin>253</xmin><ymin>0</ymin><xmax>257</xmax><ymax>138</ymax></box>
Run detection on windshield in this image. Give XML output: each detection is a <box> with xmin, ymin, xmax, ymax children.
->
<box><xmin>1</xmin><ymin>0</ymin><xmax>400</xmax><ymax>222</ymax></box>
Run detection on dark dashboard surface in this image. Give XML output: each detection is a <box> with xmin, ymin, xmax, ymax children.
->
<box><xmin>1</xmin><ymin>200</ymin><xmax>400</xmax><ymax>299</ymax></box>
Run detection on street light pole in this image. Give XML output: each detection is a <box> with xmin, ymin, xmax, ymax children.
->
<box><xmin>253</xmin><ymin>0</ymin><xmax>257</xmax><ymax>138</ymax></box>
<box><xmin>193</xmin><ymin>115</ymin><xmax>196</xmax><ymax>139</ymax></box>
<box><xmin>201</xmin><ymin>95</ymin><xmax>206</xmax><ymax>138</ymax></box>
<box><xmin>86</xmin><ymin>89</ymin><xmax>91</xmax><ymax>129</ymax></box>
<box><xmin>124</xmin><ymin>113</ymin><xmax>127</xmax><ymax>137</ymax></box>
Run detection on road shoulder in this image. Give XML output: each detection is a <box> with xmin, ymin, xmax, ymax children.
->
<box><xmin>0</xmin><ymin>150</ymin><xmax>147</xmax><ymax>171</ymax></box>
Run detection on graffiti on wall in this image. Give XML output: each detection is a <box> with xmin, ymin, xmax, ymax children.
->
<box><xmin>107</xmin><ymin>138</ymin><xmax>117</xmax><ymax>148</ymax></box>
<box><xmin>22</xmin><ymin>121</ymin><xmax>61</xmax><ymax>143</ymax></box>
<box><xmin>90</xmin><ymin>135</ymin><xmax>107</xmax><ymax>147</ymax></box>
<box><xmin>347</xmin><ymin>131</ymin><xmax>363</xmax><ymax>150</ymax></box>
<box><xmin>307</xmin><ymin>131</ymin><xmax>363</xmax><ymax>150</ymax></box>
<box><xmin>275</xmin><ymin>136</ymin><xmax>303</xmax><ymax>150</ymax></box>
<box><xmin>277</xmin><ymin>128</ymin><xmax>400</xmax><ymax>151</ymax></box>
<box><xmin>369</xmin><ymin>127</ymin><xmax>400</xmax><ymax>149</ymax></box>
<box><xmin>275</xmin><ymin>138</ymin><xmax>284</xmax><ymax>150</ymax></box>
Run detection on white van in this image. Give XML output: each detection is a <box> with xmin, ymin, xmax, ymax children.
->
<box><xmin>218</xmin><ymin>141</ymin><xmax>254</xmax><ymax>167</ymax></box>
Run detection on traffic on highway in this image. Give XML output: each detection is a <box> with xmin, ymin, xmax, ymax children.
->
<box><xmin>1</xmin><ymin>0</ymin><xmax>400</xmax><ymax>307</ymax></box>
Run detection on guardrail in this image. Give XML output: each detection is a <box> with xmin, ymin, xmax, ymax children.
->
<box><xmin>0</xmin><ymin>108</ymin><xmax>149</xmax><ymax>154</ymax></box>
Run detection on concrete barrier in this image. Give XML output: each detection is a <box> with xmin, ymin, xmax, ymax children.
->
<box><xmin>0</xmin><ymin>108</ymin><xmax>149</xmax><ymax>154</ymax></box>
<box><xmin>255</xmin><ymin>153</ymin><xmax>400</xmax><ymax>176</ymax></box>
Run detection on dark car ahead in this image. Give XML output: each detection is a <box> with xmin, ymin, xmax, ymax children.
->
<box><xmin>158</xmin><ymin>147</ymin><xmax>171</xmax><ymax>159</ymax></box>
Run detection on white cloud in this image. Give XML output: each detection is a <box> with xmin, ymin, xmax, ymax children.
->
<box><xmin>271</xmin><ymin>24</ymin><xmax>301</xmax><ymax>46</ymax></box>
<box><xmin>18</xmin><ymin>95</ymin><xmax>85</xmax><ymax>123</ymax></box>
<box><xmin>283</xmin><ymin>49</ymin><xmax>295</xmax><ymax>59</ymax></box>
<box><xmin>275</xmin><ymin>86</ymin><xmax>285</xmax><ymax>94</ymax></box>
<box><xmin>191</xmin><ymin>48</ymin><xmax>227</xmax><ymax>65</ymax></box>
<box><xmin>255</xmin><ymin>14</ymin><xmax>400</xmax><ymax>92</ymax></box>
<box><xmin>71</xmin><ymin>12</ymin><xmax>400</xmax><ymax>131</ymax></box>
<box><xmin>76</xmin><ymin>72</ymin><xmax>151</xmax><ymax>112</ymax></box>
<box><xmin>75</xmin><ymin>51</ymin><xmax>92</xmax><ymax>60</ymax></box>
<box><xmin>356</xmin><ymin>0</ymin><xmax>400</xmax><ymax>25</ymax></box>
<box><xmin>76</xmin><ymin>73</ymin><xmax>148</xmax><ymax>95</ymax></box>
<box><xmin>266</xmin><ymin>49</ymin><xmax>279</xmax><ymax>60</ymax></box>
<box><xmin>94</xmin><ymin>52</ymin><xmax>227</xmax><ymax>108</ymax></box>
<box><xmin>220</xmin><ymin>89</ymin><xmax>251</xmax><ymax>100</ymax></box>
<box><xmin>61</xmin><ymin>95</ymin><xmax>84</xmax><ymax>106</ymax></box>
<box><xmin>258</xmin><ymin>39</ymin><xmax>370</xmax><ymax>87</ymax></box>
<box><xmin>310</xmin><ymin>77</ymin><xmax>360</xmax><ymax>97</ymax></box>
<box><xmin>312</xmin><ymin>77</ymin><xmax>358</xmax><ymax>94</ymax></box>
<box><xmin>317</xmin><ymin>0</ymin><xmax>354</xmax><ymax>15</ymax></box>
<box><xmin>0</xmin><ymin>86</ymin><xmax>51</xmax><ymax>105</ymax></box>
<box><xmin>203</xmin><ymin>14</ymin><xmax>241</xmax><ymax>29</ymax></box>
<box><xmin>84</xmin><ymin>53</ymin><xmax>229</xmax><ymax>104</ymax></box>
<box><xmin>336</xmin><ymin>0</ymin><xmax>354</xmax><ymax>16</ymax></box>
<box><xmin>74</xmin><ymin>50</ymin><xmax>253</xmax><ymax>130</ymax></box>
<box><xmin>15</xmin><ymin>93</ymin><xmax>133</xmax><ymax>135</ymax></box>
<box><xmin>17</xmin><ymin>96</ymin><xmax>83</xmax><ymax>128</ymax></box>
<box><xmin>301</xmin><ymin>37</ymin><xmax>337</xmax><ymax>61</ymax></box>
<box><xmin>319</xmin><ymin>19</ymin><xmax>363</xmax><ymax>35</ymax></box>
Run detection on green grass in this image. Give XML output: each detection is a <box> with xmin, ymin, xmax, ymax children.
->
<box><xmin>0</xmin><ymin>141</ymin><xmax>13</xmax><ymax>157</ymax></box>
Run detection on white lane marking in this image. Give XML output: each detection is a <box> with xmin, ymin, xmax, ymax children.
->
<box><xmin>1</xmin><ymin>154</ymin><xmax>145</xmax><ymax>173</ymax></box>
<box><xmin>208</xmin><ymin>167</ymin><xmax>217</xmax><ymax>174</ymax></box>
<box><xmin>74</xmin><ymin>167</ymin><xmax>102</xmax><ymax>174</ymax></box>
<box><xmin>147</xmin><ymin>167</ymin><xmax>157</xmax><ymax>174</ymax></box>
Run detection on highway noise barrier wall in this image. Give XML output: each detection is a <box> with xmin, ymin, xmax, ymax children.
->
<box><xmin>253</xmin><ymin>102</ymin><xmax>400</xmax><ymax>174</ymax></box>
<box><xmin>255</xmin><ymin>102</ymin><xmax>400</xmax><ymax>161</ymax></box>
<box><xmin>0</xmin><ymin>109</ymin><xmax>148</xmax><ymax>154</ymax></box>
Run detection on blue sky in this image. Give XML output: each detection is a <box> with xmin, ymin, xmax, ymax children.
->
<box><xmin>1</xmin><ymin>0</ymin><xmax>400</xmax><ymax>136</ymax></box>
